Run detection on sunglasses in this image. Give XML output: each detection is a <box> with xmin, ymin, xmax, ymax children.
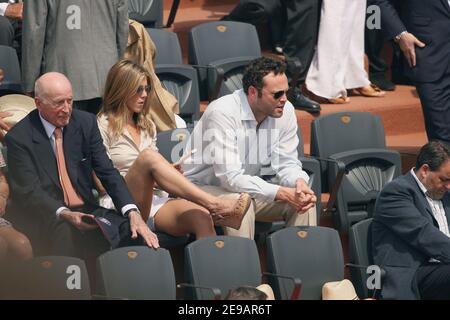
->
<box><xmin>271</xmin><ymin>90</ymin><xmax>289</xmax><ymax>100</ymax></box>
<box><xmin>135</xmin><ymin>85</ymin><xmax>151</xmax><ymax>95</ymax></box>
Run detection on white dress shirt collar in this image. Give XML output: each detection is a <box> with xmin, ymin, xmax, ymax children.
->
<box><xmin>238</xmin><ymin>90</ymin><xmax>257</xmax><ymax>122</ymax></box>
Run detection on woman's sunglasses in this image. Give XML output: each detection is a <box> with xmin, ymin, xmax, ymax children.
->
<box><xmin>136</xmin><ymin>85</ymin><xmax>151</xmax><ymax>95</ymax></box>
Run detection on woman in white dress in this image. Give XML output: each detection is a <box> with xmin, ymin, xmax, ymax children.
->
<box><xmin>96</xmin><ymin>60</ymin><xmax>251</xmax><ymax>239</ymax></box>
<box><xmin>306</xmin><ymin>0</ymin><xmax>385</xmax><ymax>104</ymax></box>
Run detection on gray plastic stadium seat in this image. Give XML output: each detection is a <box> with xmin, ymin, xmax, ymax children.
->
<box><xmin>96</xmin><ymin>246</ymin><xmax>176</xmax><ymax>299</ymax></box>
<box><xmin>348</xmin><ymin>218</ymin><xmax>380</xmax><ymax>299</ymax></box>
<box><xmin>2</xmin><ymin>256</ymin><xmax>91</xmax><ymax>299</ymax></box>
<box><xmin>146</xmin><ymin>28</ymin><xmax>183</xmax><ymax>65</ymax></box>
<box><xmin>266</xmin><ymin>226</ymin><xmax>344</xmax><ymax>300</ymax></box>
<box><xmin>182</xmin><ymin>236</ymin><xmax>262</xmax><ymax>299</ymax></box>
<box><xmin>188</xmin><ymin>21</ymin><xmax>261</xmax><ymax>100</ymax></box>
<box><xmin>128</xmin><ymin>0</ymin><xmax>163</xmax><ymax>28</ymax></box>
<box><xmin>0</xmin><ymin>45</ymin><xmax>22</xmax><ymax>94</ymax></box>
<box><xmin>156</xmin><ymin>127</ymin><xmax>193</xmax><ymax>164</ymax></box>
<box><xmin>147</xmin><ymin>28</ymin><xmax>201</xmax><ymax>123</ymax></box>
<box><xmin>310</xmin><ymin>112</ymin><xmax>401</xmax><ymax>232</ymax></box>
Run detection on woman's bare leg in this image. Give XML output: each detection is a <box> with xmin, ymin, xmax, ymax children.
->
<box><xmin>124</xmin><ymin>148</ymin><xmax>244</xmax><ymax>218</ymax></box>
<box><xmin>0</xmin><ymin>227</ymin><xmax>33</xmax><ymax>261</ymax></box>
<box><xmin>154</xmin><ymin>199</ymin><xmax>216</xmax><ymax>239</ymax></box>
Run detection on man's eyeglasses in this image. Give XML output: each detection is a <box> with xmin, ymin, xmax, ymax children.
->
<box><xmin>269</xmin><ymin>90</ymin><xmax>288</xmax><ymax>100</ymax></box>
<box><xmin>136</xmin><ymin>85</ymin><xmax>151</xmax><ymax>95</ymax></box>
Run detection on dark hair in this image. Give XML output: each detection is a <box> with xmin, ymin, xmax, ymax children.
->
<box><xmin>225</xmin><ymin>286</ymin><xmax>268</xmax><ymax>300</ymax></box>
<box><xmin>416</xmin><ymin>140</ymin><xmax>450</xmax><ymax>171</ymax></box>
<box><xmin>242</xmin><ymin>57</ymin><xmax>286</xmax><ymax>95</ymax></box>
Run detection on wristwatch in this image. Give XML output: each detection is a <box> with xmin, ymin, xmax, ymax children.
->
<box><xmin>394</xmin><ymin>31</ymin><xmax>408</xmax><ymax>43</ymax></box>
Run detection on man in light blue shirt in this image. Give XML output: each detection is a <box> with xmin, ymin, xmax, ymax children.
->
<box><xmin>184</xmin><ymin>57</ymin><xmax>317</xmax><ymax>239</ymax></box>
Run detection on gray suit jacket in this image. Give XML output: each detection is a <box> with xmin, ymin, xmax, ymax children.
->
<box><xmin>22</xmin><ymin>0</ymin><xmax>128</xmax><ymax>100</ymax></box>
<box><xmin>372</xmin><ymin>172</ymin><xmax>450</xmax><ymax>299</ymax></box>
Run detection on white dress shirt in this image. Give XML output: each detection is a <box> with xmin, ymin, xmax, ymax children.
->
<box><xmin>183</xmin><ymin>89</ymin><xmax>309</xmax><ymax>202</ymax></box>
<box><xmin>39</xmin><ymin>113</ymin><xmax>137</xmax><ymax>217</ymax></box>
<box><xmin>0</xmin><ymin>0</ymin><xmax>15</xmax><ymax>16</ymax></box>
<box><xmin>411</xmin><ymin>169</ymin><xmax>450</xmax><ymax>237</ymax></box>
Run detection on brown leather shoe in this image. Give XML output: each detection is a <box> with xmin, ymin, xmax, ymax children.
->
<box><xmin>213</xmin><ymin>193</ymin><xmax>251</xmax><ymax>230</ymax></box>
<box><xmin>352</xmin><ymin>84</ymin><xmax>385</xmax><ymax>97</ymax></box>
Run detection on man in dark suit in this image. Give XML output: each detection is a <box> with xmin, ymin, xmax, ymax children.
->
<box><xmin>372</xmin><ymin>140</ymin><xmax>450</xmax><ymax>299</ymax></box>
<box><xmin>374</xmin><ymin>0</ymin><xmax>450</xmax><ymax>144</ymax></box>
<box><xmin>4</xmin><ymin>72</ymin><xmax>159</xmax><ymax>256</ymax></box>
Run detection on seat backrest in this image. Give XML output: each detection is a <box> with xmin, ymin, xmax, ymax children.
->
<box><xmin>0</xmin><ymin>45</ymin><xmax>22</xmax><ymax>93</ymax></box>
<box><xmin>146</xmin><ymin>28</ymin><xmax>183</xmax><ymax>65</ymax></box>
<box><xmin>96</xmin><ymin>246</ymin><xmax>176</xmax><ymax>300</ymax></box>
<box><xmin>188</xmin><ymin>21</ymin><xmax>261</xmax><ymax>100</ymax></box>
<box><xmin>184</xmin><ymin>236</ymin><xmax>262</xmax><ymax>299</ymax></box>
<box><xmin>156</xmin><ymin>127</ymin><xmax>193</xmax><ymax>163</ymax></box>
<box><xmin>310</xmin><ymin>112</ymin><xmax>386</xmax><ymax>159</ymax></box>
<box><xmin>188</xmin><ymin>21</ymin><xmax>261</xmax><ymax>67</ymax></box>
<box><xmin>349</xmin><ymin>218</ymin><xmax>373</xmax><ymax>298</ymax></box>
<box><xmin>266</xmin><ymin>226</ymin><xmax>344</xmax><ymax>300</ymax></box>
<box><xmin>128</xmin><ymin>0</ymin><xmax>163</xmax><ymax>28</ymax></box>
<box><xmin>156</xmin><ymin>66</ymin><xmax>201</xmax><ymax>123</ymax></box>
<box><xmin>310</xmin><ymin>111</ymin><xmax>401</xmax><ymax>231</ymax></box>
<box><xmin>4</xmin><ymin>256</ymin><xmax>91</xmax><ymax>299</ymax></box>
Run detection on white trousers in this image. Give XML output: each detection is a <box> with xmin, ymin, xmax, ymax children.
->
<box><xmin>199</xmin><ymin>185</ymin><xmax>317</xmax><ymax>239</ymax></box>
<box><xmin>306</xmin><ymin>0</ymin><xmax>370</xmax><ymax>99</ymax></box>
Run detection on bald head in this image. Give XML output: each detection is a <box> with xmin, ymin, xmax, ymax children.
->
<box><xmin>34</xmin><ymin>72</ymin><xmax>74</xmax><ymax>127</ymax></box>
<box><xmin>35</xmin><ymin>72</ymin><xmax>72</xmax><ymax>100</ymax></box>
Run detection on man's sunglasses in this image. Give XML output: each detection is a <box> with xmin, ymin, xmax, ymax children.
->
<box><xmin>271</xmin><ymin>90</ymin><xmax>288</xmax><ymax>100</ymax></box>
<box><xmin>136</xmin><ymin>85</ymin><xmax>151</xmax><ymax>95</ymax></box>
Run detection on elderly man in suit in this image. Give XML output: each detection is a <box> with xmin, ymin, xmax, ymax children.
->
<box><xmin>0</xmin><ymin>0</ymin><xmax>22</xmax><ymax>47</ymax></box>
<box><xmin>373</xmin><ymin>0</ymin><xmax>450</xmax><ymax>144</ymax></box>
<box><xmin>4</xmin><ymin>72</ymin><xmax>159</xmax><ymax>256</ymax></box>
<box><xmin>21</xmin><ymin>0</ymin><xmax>128</xmax><ymax>114</ymax></box>
<box><xmin>372</xmin><ymin>140</ymin><xmax>450</xmax><ymax>299</ymax></box>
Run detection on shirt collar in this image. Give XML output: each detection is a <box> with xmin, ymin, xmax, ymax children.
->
<box><xmin>39</xmin><ymin>112</ymin><xmax>59</xmax><ymax>138</ymax></box>
<box><xmin>238</xmin><ymin>89</ymin><xmax>257</xmax><ymax>122</ymax></box>
<box><xmin>237</xmin><ymin>89</ymin><xmax>274</xmax><ymax>129</ymax></box>
<box><xmin>410</xmin><ymin>168</ymin><xmax>429</xmax><ymax>196</ymax></box>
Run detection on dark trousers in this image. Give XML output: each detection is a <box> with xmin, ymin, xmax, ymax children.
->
<box><xmin>73</xmin><ymin>98</ymin><xmax>102</xmax><ymax>115</ymax></box>
<box><xmin>0</xmin><ymin>16</ymin><xmax>14</xmax><ymax>47</ymax></box>
<box><xmin>365</xmin><ymin>14</ymin><xmax>388</xmax><ymax>80</ymax></box>
<box><xmin>49</xmin><ymin>204</ymin><xmax>141</xmax><ymax>258</ymax></box>
<box><xmin>416</xmin><ymin>264</ymin><xmax>450</xmax><ymax>300</ymax></box>
<box><xmin>282</xmin><ymin>0</ymin><xmax>321</xmax><ymax>84</ymax></box>
<box><xmin>415</xmin><ymin>68</ymin><xmax>450</xmax><ymax>144</ymax></box>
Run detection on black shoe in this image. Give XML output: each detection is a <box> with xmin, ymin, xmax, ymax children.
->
<box><xmin>370</xmin><ymin>74</ymin><xmax>396</xmax><ymax>91</ymax></box>
<box><xmin>288</xmin><ymin>88</ymin><xmax>321</xmax><ymax>114</ymax></box>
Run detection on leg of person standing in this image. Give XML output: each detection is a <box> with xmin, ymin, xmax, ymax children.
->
<box><xmin>365</xmin><ymin>0</ymin><xmax>395</xmax><ymax>91</ymax></box>
<box><xmin>415</xmin><ymin>68</ymin><xmax>450</xmax><ymax>144</ymax></box>
<box><xmin>283</xmin><ymin>0</ymin><xmax>322</xmax><ymax>114</ymax></box>
<box><xmin>0</xmin><ymin>16</ymin><xmax>14</xmax><ymax>46</ymax></box>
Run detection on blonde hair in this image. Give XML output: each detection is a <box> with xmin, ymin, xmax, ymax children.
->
<box><xmin>99</xmin><ymin>59</ymin><xmax>155</xmax><ymax>138</ymax></box>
